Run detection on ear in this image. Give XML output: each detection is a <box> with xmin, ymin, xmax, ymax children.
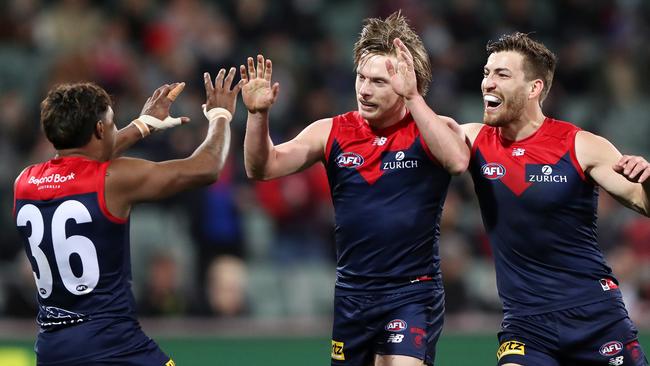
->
<box><xmin>529</xmin><ymin>79</ymin><xmax>544</xmax><ymax>100</ymax></box>
<box><xmin>94</xmin><ymin>120</ymin><xmax>104</xmax><ymax>140</ymax></box>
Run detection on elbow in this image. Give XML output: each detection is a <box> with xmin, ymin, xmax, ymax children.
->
<box><xmin>446</xmin><ymin>156</ymin><xmax>470</xmax><ymax>176</ymax></box>
<box><xmin>197</xmin><ymin>170</ymin><xmax>220</xmax><ymax>185</ymax></box>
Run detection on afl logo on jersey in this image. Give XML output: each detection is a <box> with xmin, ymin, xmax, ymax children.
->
<box><xmin>336</xmin><ymin>152</ymin><xmax>364</xmax><ymax>168</ymax></box>
<box><xmin>385</xmin><ymin>319</ymin><xmax>407</xmax><ymax>332</ymax></box>
<box><xmin>481</xmin><ymin>163</ymin><xmax>506</xmax><ymax>180</ymax></box>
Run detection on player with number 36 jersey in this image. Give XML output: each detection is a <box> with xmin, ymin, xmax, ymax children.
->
<box><xmin>13</xmin><ymin>67</ymin><xmax>242</xmax><ymax>365</ymax></box>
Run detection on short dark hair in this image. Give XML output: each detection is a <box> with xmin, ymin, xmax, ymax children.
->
<box><xmin>486</xmin><ymin>32</ymin><xmax>557</xmax><ymax>102</ymax></box>
<box><xmin>354</xmin><ymin>10</ymin><xmax>432</xmax><ymax>96</ymax></box>
<box><xmin>40</xmin><ymin>82</ymin><xmax>112</xmax><ymax>149</ymax></box>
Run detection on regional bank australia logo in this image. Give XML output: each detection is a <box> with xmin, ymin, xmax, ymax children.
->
<box><xmin>481</xmin><ymin>163</ymin><xmax>506</xmax><ymax>180</ymax></box>
<box><xmin>336</xmin><ymin>152</ymin><xmax>364</xmax><ymax>168</ymax></box>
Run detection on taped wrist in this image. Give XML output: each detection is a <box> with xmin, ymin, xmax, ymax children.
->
<box><xmin>203</xmin><ymin>105</ymin><xmax>232</xmax><ymax>123</ymax></box>
<box><xmin>131</xmin><ymin>119</ymin><xmax>150</xmax><ymax>137</ymax></box>
<box><xmin>138</xmin><ymin>114</ymin><xmax>183</xmax><ymax>131</ymax></box>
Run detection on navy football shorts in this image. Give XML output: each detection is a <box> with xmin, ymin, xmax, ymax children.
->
<box><xmin>35</xmin><ymin>318</ymin><xmax>172</xmax><ymax>366</ymax></box>
<box><xmin>496</xmin><ymin>299</ymin><xmax>648</xmax><ymax>365</ymax></box>
<box><xmin>331</xmin><ymin>284</ymin><xmax>445</xmax><ymax>366</ymax></box>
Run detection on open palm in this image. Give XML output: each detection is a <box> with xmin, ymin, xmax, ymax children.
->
<box><xmin>241</xmin><ymin>55</ymin><xmax>280</xmax><ymax>113</ymax></box>
<box><xmin>386</xmin><ymin>38</ymin><xmax>419</xmax><ymax>100</ymax></box>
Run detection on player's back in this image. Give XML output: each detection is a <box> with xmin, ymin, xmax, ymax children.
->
<box><xmin>469</xmin><ymin>118</ymin><xmax>621</xmax><ymax>316</ymax></box>
<box><xmin>13</xmin><ymin>156</ymin><xmax>157</xmax><ymax>364</ymax></box>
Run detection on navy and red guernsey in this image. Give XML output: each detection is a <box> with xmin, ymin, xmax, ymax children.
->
<box><xmin>325</xmin><ymin>111</ymin><xmax>451</xmax><ymax>292</ymax></box>
<box><xmin>13</xmin><ymin>156</ymin><xmax>136</xmax><ymax>329</ymax></box>
<box><xmin>469</xmin><ymin>118</ymin><xmax>622</xmax><ymax>316</ymax></box>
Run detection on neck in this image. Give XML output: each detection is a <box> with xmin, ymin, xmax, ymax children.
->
<box><xmin>498</xmin><ymin>105</ymin><xmax>546</xmax><ymax>141</ymax></box>
<box><xmin>55</xmin><ymin>147</ymin><xmax>104</xmax><ymax>161</ymax></box>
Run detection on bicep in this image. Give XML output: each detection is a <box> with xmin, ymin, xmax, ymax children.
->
<box><xmin>107</xmin><ymin>157</ymin><xmax>210</xmax><ymax>206</ymax></box>
<box><xmin>577</xmin><ymin>131</ymin><xmax>643</xmax><ymax>212</ymax></box>
<box><xmin>265</xmin><ymin>118</ymin><xmax>331</xmax><ymax>179</ymax></box>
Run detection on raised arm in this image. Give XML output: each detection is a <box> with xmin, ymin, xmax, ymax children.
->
<box><xmin>241</xmin><ymin>54</ymin><xmax>328</xmax><ymax>180</ymax></box>
<box><xmin>386</xmin><ymin>38</ymin><xmax>470</xmax><ymax>175</ymax></box>
<box><xmin>112</xmin><ymin>83</ymin><xmax>190</xmax><ymax>157</ymax></box>
<box><xmin>576</xmin><ymin>130</ymin><xmax>650</xmax><ymax>216</ymax></box>
<box><xmin>105</xmin><ymin>68</ymin><xmax>243</xmax><ymax>218</ymax></box>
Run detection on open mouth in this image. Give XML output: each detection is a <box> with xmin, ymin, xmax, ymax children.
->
<box><xmin>484</xmin><ymin>95</ymin><xmax>503</xmax><ymax>111</ymax></box>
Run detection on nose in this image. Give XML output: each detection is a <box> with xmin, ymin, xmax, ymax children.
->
<box><xmin>482</xmin><ymin>75</ymin><xmax>496</xmax><ymax>92</ymax></box>
<box><xmin>358</xmin><ymin>79</ymin><xmax>372</xmax><ymax>97</ymax></box>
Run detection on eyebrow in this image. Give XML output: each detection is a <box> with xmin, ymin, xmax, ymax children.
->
<box><xmin>357</xmin><ymin>71</ymin><xmax>389</xmax><ymax>82</ymax></box>
<box><xmin>484</xmin><ymin>67</ymin><xmax>512</xmax><ymax>74</ymax></box>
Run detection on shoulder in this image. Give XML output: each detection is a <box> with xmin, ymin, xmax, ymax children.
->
<box><xmin>460</xmin><ymin>122</ymin><xmax>486</xmax><ymax>145</ymax></box>
<box><xmin>575</xmin><ymin>130</ymin><xmax>620</xmax><ymax>170</ymax></box>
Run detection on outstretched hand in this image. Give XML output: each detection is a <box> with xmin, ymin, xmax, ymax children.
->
<box><xmin>385</xmin><ymin>38</ymin><xmax>419</xmax><ymax>100</ymax></box>
<box><xmin>140</xmin><ymin>83</ymin><xmax>190</xmax><ymax>132</ymax></box>
<box><xmin>613</xmin><ymin>155</ymin><xmax>650</xmax><ymax>184</ymax></box>
<box><xmin>204</xmin><ymin>67</ymin><xmax>244</xmax><ymax>116</ymax></box>
<box><xmin>240</xmin><ymin>54</ymin><xmax>280</xmax><ymax>113</ymax></box>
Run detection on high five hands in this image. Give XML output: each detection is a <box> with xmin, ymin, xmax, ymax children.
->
<box><xmin>385</xmin><ymin>38</ymin><xmax>419</xmax><ymax>101</ymax></box>
<box><xmin>203</xmin><ymin>67</ymin><xmax>244</xmax><ymax>117</ymax></box>
<box><xmin>240</xmin><ymin>55</ymin><xmax>280</xmax><ymax>113</ymax></box>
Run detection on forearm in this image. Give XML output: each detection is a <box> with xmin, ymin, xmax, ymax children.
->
<box><xmin>244</xmin><ymin>111</ymin><xmax>275</xmax><ymax>179</ymax></box>
<box><xmin>112</xmin><ymin>123</ymin><xmax>144</xmax><ymax>157</ymax></box>
<box><xmin>187</xmin><ymin>118</ymin><xmax>231</xmax><ymax>184</ymax></box>
<box><xmin>406</xmin><ymin>96</ymin><xmax>469</xmax><ymax>175</ymax></box>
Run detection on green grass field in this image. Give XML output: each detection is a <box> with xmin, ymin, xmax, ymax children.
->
<box><xmin>1</xmin><ymin>334</ymin><xmax>648</xmax><ymax>365</ymax></box>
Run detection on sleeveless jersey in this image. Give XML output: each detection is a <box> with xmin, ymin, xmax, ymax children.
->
<box><xmin>469</xmin><ymin>118</ymin><xmax>621</xmax><ymax>316</ymax></box>
<box><xmin>13</xmin><ymin>156</ymin><xmax>136</xmax><ymax>330</ymax></box>
<box><xmin>325</xmin><ymin>111</ymin><xmax>451</xmax><ymax>292</ymax></box>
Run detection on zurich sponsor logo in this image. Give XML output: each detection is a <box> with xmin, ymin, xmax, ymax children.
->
<box><xmin>385</xmin><ymin>319</ymin><xmax>407</xmax><ymax>332</ymax></box>
<box><xmin>336</xmin><ymin>152</ymin><xmax>364</xmax><ymax>168</ymax></box>
<box><xmin>600</xmin><ymin>341</ymin><xmax>623</xmax><ymax>357</ymax></box>
<box><xmin>481</xmin><ymin>163</ymin><xmax>506</xmax><ymax>180</ymax></box>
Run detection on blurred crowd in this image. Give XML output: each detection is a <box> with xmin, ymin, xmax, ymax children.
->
<box><xmin>1</xmin><ymin>0</ymin><xmax>650</xmax><ymax>325</ymax></box>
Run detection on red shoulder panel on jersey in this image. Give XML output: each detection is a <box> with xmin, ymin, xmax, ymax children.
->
<box><xmin>13</xmin><ymin>157</ymin><xmax>126</xmax><ymax>224</ymax></box>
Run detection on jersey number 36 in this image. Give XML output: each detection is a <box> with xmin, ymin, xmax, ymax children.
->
<box><xmin>16</xmin><ymin>200</ymin><xmax>100</xmax><ymax>298</ymax></box>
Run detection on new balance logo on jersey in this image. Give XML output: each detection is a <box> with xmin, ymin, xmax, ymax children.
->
<box><xmin>387</xmin><ymin>334</ymin><xmax>404</xmax><ymax>343</ymax></box>
<box><xmin>373</xmin><ymin>136</ymin><xmax>387</xmax><ymax>146</ymax></box>
<box><xmin>382</xmin><ymin>151</ymin><xmax>418</xmax><ymax>170</ymax></box>
<box><xmin>336</xmin><ymin>152</ymin><xmax>364</xmax><ymax>168</ymax></box>
<box><xmin>526</xmin><ymin>164</ymin><xmax>568</xmax><ymax>183</ymax></box>
<box><xmin>512</xmin><ymin>148</ymin><xmax>525</xmax><ymax>156</ymax></box>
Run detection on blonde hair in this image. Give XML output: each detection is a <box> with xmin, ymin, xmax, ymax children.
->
<box><xmin>353</xmin><ymin>11</ymin><xmax>432</xmax><ymax>96</ymax></box>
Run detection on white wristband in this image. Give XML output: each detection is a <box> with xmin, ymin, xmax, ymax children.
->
<box><xmin>138</xmin><ymin>114</ymin><xmax>183</xmax><ymax>131</ymax></box>
<box><xmin>203</xmin><ymin>105</ymin><xmax>232</xmax><ymax>123</ymax></box>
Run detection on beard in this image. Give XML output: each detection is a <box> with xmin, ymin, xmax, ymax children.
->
<box><xmin>483</xmin><ymin>90</ymin><xmax>526</xmax><ymax>127</ymax></box>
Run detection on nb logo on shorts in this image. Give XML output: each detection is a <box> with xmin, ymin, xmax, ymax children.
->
<box><xmin>387</xmin><ymin>334</ymin><xmax>404</xmax><ymax>343</ymax></box>
<box><xmin>165</xmin><ymin>360</ymin><xmax>176</xmax><ymax>366</ymax></box>
<box><xmin>497</xmin><ymin>340</ymin><xmax>525</xmax><ymax>360</ymax></box>
<box><xmin>331</xmin><ymin>340</ymin><xmax>345</xmax><ymax>360</ymax></box>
